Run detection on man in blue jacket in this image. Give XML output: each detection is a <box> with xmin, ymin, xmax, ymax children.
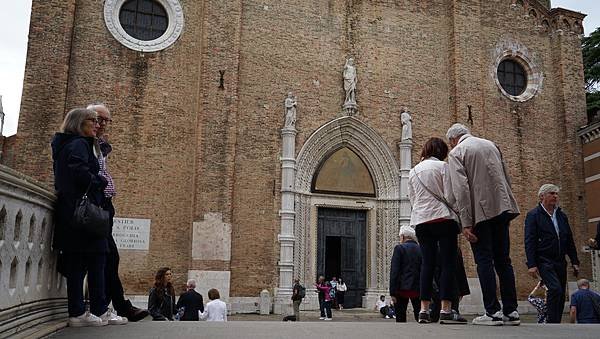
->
<box><xmin>524</xmin><ymin>184</ymin><xmax>580</xmax><ymax>323</ymax></box>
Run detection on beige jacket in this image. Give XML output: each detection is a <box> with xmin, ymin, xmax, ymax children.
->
<box><xmin>447</xmin><ymin>134</ymin><xmax>519</xmax><ymax>228</ymax></box>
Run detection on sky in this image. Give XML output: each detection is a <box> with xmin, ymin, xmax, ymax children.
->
<box><xmin>1</xmin><ymin>0</ymin><xmax>599</xmax><ymax>136</ymax></box>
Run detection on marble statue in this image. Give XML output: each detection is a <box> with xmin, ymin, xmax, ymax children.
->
<box><xmin>401</xmin><ymin>107</ymin><xmax>412</xmax><ymax>141</ymax></box>
<box><xmin>343</xmin><ymin>58</ymin><xmax>357</xmax><ymax>115</ymax></box>
<box><xmin>284</xmin><ymin>92</ymin><xmax>297</xmax><ymax>128</ymax></box>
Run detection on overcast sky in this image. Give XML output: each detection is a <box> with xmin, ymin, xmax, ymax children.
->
<box><xmin>1</xmin><ymin>0</ymin><xmax>599</xmax><ymax>136</ymax></box>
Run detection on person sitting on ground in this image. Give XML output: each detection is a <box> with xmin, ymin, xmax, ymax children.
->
<box><xmin>200</xmin><ymin>288</ymin><xmax>228</xmax><ymax>321</ymax></box>
<box><xmin>148</xmin><ymin>267</ymin><xmax>176</xmax><ymax>321</ymax></box>
<box><xmin>527</xmin><ymin>281</ymin><xmax>548</xmax><ymax>324</ymax></box>
<box><xmin>570</xmin><ymin>279</ymin><xmax>600</xmax><ymax>324</ymax></box>
<box><xmin>176</xmin><ymin>279</ymin><xmax>204</xmax><ymax>321</ymax></box>
<box><xmin>375</xmin><ymin>295</ymin><xmax>395</xmax><ymax>319</ymax></box>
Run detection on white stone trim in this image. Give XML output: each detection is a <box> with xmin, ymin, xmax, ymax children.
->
<box><xmin>104</xmin><ymin>0</ymin><xmax>184</xmax><ymax>52</ymax></box>
<box><xmin>584</xmin><ymin>152</ymin><xmax>600</xmax><ymax>162</ymax></box>
<box><xmin>588</xmin><ymin>216</ymin><xmax>600</xmax><ymax>223</ymax></box>
<box><xmin>585</xmin><ymin>173</ymin><xmax>600</xmax><ymax>183</ymax></box>
<box><xmin>491</xmin><ymin>39</ymin><xmax>543</xmax><ymax>102</ymax></box>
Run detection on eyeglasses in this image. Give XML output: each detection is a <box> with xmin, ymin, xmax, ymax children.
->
<box><xmin>85</xmin><ymin>118</ymin><xmax>100</xmax><ymax>124</ymax></box>
<box><xmin>98</xmin><ymin>117</ymin><xmax>113</xmax><ymax>124</ymax></box>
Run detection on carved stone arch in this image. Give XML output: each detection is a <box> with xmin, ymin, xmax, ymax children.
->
<box><xmin>292</xmin><ymin>116</ymin><xmax>402</xmax><ymax>305</ymax></box>
<box><xmin>295</xmin><ymin>116</ymin><xmax>400</xmax><ymax>198</ymax></box>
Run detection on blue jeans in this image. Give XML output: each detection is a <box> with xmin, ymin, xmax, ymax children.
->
<box><xmin>322</xmin><ymin>300</ymin><xmax>332</xmax><ymax>318</ymax></box>
<box><xmin>66</xmin><ymin>252</ymin><xmax>108</xmax><ymax>317</ymax></box>
<box><xmin>538</xmin><ymin>259</ymin><xmax>567</xmax><ymax>323</ymax></box>
<box><xmin>471</xmin><ymin>214</ymin><xmax>518</xmax><ymax>316</ymax></box>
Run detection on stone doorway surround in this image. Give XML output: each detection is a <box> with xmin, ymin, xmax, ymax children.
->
<box><xmin>274</xmin><ymin>116</ymin><xmax>407</xmax><ymax>313</ymax></box>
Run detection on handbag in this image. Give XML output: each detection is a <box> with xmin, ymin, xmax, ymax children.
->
<box><xmin>414</xmin><ymin>172</ymin><xmax>462</xmax><ymax>233</ymax></box>
<box><xmin>72</xmin><ymin>181</ymin><xmax>110</xmax><ymax>238</ymax></box>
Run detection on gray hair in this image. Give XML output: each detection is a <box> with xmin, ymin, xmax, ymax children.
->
<box><xmin>60</xmin><ymin>108</ymin><xmax>96</xmax><ymax>135</ymax></box>
<box><xmin>446</xmin><ymin>123</ymin><xmax>470</xmax><ymax>140</ymax></box>
<box><xmin>538</xmin><ymin>184</ymin><xmax>559</xmax><ymax>198</ymax></box>
<box><xmin>577</xmin><ymin>278</ymin><xmax>590</xmax><ymax>289</ymax></box>
<box><xmin>186</xmin><ymin>279</ymin><xmax>197</xmax><ymax>289</ymax></box>
<box><xmin>399</xmin><ymin>225</ymin><xmax>416</xmax><ymax>240</ymax></box>
<box><xmin>87</xmin><ymin>102</ymin><xmax>111</xmax><ymax>117</ymax></box>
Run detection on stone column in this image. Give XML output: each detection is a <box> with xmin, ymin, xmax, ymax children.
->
<box><xmin>398</xmin><ymin>140</ymin><xmax>412</xmax><ymax>229</ymax></box>
<box><xmin>274</xmin><ymin>124</ymin><xmax>297</xmax><ymax>314</ymax></box>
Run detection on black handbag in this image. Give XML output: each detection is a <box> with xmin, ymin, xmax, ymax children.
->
<box><xmin>72</xmin><ymin>182</ymin><xmax>110</xmax><ymax>238</ymax></box>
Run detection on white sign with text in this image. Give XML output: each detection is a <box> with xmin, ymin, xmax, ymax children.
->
<box><xmin>112</xmin><ymin>218</ymin><xmax>151</xmax><ymax>250</ymax></box>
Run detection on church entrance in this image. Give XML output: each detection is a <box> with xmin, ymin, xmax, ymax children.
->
<box><xmin>317</xmin><ymin>207</ymin><xmax>366</xmax><ymax>309</ymax></box>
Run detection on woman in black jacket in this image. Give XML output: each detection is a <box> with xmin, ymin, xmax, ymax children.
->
<box><xmin>148</xmin><ymin>267</ymin><xmax>177</xmax><ymax>320</ymax></box>
<box><xmin>51</xmin><ymin>108</ymin><xmax>112</xmax><ymax>327</ymax></box>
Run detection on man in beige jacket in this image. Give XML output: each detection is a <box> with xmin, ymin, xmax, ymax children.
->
<box><xmin>446</xmin><ymin>123</ymin><xmax>520</xmax><ymax>326</ymax></box>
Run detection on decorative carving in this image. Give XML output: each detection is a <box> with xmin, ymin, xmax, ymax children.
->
<box><xmin>400</xmin><ymin>108</ymin><xmax>412</xmax><ymax>141</ymax></box>
<box><xmin>104</xmin><ymin>0</ymin><xmax>184</xmax><ymax>52</ymax></box>
<box><xmin>284</xmin><ymin>92</ymin><xmax>297</xmax><ymax>128</ymax></box>
<box><xmin>343</xmin><ymin>58</ymin><xmax>358</xmax><ymax>115</ymax></box>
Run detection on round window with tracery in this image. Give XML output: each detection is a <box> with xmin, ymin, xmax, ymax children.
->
<box><xmin>497</xmin><ymin>59</ymin><xmax>527</xmax><ymax>96</ymax></box>
<box><xmin>119</xmin><ymin>0</ymin><xmax>168</xmax><ymax>41</ymax></box>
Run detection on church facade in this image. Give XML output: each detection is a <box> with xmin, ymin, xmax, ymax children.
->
<box><xmin>3</xmin><ymin>0</ymin><xmax>590</xmax><ymax>311</ymax></box>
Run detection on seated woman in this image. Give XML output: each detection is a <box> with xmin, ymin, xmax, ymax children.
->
<box><xmin>148</xmin><ymin>267</ymin><xmax>176</xmax><ymax>320</ymax></box>
<box><xmin>200</xmin><ymin>289</ymin><xmax>228</xmax><ymax>321</ymax></box>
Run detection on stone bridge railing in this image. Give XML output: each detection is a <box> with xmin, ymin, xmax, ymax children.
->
<box><xmin>0</xmin><ymin>165</ymin><xmax>66</xmax><ymax>338</ymax></box>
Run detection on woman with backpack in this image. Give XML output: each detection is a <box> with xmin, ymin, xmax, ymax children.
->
<box><xmin>291</xmin><ymin>278</ymin><xmax>305</xmax><ymax>321</ymax></box>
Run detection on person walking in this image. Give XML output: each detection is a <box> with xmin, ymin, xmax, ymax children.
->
<box><xmin>525</xmin><ymin>184</ymin><xmax>580</xmax><ymax>323</ymax></box>
<box><xmin>409</xmin><ymin>137</ymin><xmax>466</xmax><ymax>324</ymax></box>
<box><xmin>87</xmin><ymin>103</ymin><xmax>148</xmax><ymax>322</ymax></box>
<box><xmin>390</xmin><ymin>226</ymin><xmax>421</xmax><ymax>323</ymax></box>
<box><xmin>51</xmin><ymin>108</ymin><xmax>125</xmax><ymax>327</ymax></box>
<box><xmin>446</xmin><ymin>123</ymin><xmax>520</xmax><ymax>326</ymax></box>
<box><xmin>336</xmin><ymin>278</ymin><xmax>347</xmax><ymax>310</ymax></box>
<box><xmin>176</xmin><ymin>279</ymin><xmax>204</xmax><ymax>321</ymax></box>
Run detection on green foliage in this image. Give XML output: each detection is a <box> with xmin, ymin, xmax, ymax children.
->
<box><xmin>583</xmin><ymin>27</ymin><xmax>600</xmax><ymax>122</ymax></box>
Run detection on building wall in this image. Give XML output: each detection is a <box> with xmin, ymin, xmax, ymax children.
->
<box><xmin>3</xmin><ymin>0</ymin><xmax>588</xmax><ymax>299</ymax></box>
<box><xmin>579</xmin><ymin>122</ymin><xmax>600</xmax><ymax>244</ymax></box>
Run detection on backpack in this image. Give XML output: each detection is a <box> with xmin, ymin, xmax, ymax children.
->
<box><xmin>329</xmin><ymin>287</ymin><xmax>336</xmax><ymax>299</ymax></box>
<box><xmin>298</xmin><ymin>285</ymin><xmax>306</xmax><ymax>299</ymax></box>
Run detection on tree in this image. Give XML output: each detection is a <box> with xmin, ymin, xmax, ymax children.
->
<box><xmin>583</xmin><ymin>27</ymin><xmax>600</xmax><ymax>122</ymax></box>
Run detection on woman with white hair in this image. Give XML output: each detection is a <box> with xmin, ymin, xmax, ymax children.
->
<box><xmin>408</xmin><ymin>137</ymin><xmax>466</xmax><ymax>324</ymax></box>
<box><xmin>389</xmin><ymin>225</ymin><xmax>422</xmax><ymax>322</ymax></box>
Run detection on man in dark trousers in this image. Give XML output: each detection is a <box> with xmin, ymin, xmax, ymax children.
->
<box><xmin>525</xmin><ymin>184</ymin><xmax>579</xmax><ymax>323</ymax></box>
<box><xmin>390</xmin><ymin>226</ymin><xmax>421</xmax><ymax>323</ymax></box>
<box><xmin>88</xmin><ymin>103</ymin><xmax>148</xmax><ymax>322</ymax></box>
<box><xmin>176</xmin><ymin>279</ymin><xmax>205</xmax><ymax>321</ymax></box>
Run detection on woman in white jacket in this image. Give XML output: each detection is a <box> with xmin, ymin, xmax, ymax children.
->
<box><xmin>199</xmin><ymin>289</ymin><xmax>227</xmax><ymax>321</ymax></box>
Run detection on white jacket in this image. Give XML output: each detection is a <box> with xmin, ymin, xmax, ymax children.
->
<box><xmin>408</xmin><ymin>157</ymin><xmax>455</xmax><ymax>226</ymax></box>
<box><xmin>199</xmin><ymin>299</ymin><xmax>227</xmax><ymax>321</ymax></box>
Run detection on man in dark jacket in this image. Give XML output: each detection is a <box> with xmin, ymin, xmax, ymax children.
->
<box><xmin>88</xmin><ymin>103</ymin><xmax>148</xmax><ymax>322</ymax></box>
<box><xmin>525</xmin><ymin>184</ymin><xmax>580</xmax><ymax>323</ymax></box>
<box><xmin>176</xmin><ymin>279</ymin><xmax>204</xmax><ymax>321</ymax></box>
<box><xmin>390</xmin><ymin>225</ymin><xmax>422</xmax><ymax>322</ymax></box>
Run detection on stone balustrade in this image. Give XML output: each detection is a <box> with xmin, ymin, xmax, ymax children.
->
<box><xmin>0</xmin><ymin>165</ymin><xmax>66</xmax><ymax>338</ymax></box>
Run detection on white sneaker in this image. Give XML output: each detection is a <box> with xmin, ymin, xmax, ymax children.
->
<box><xmin>324</xmin><ymin>317</ymin><xmax>332</xmax><ymax>321</ymax></box>
<box><xmin>68</xmin><ymin>312</ymin><xmax>105</xmax><ymax>327</ymax></box>
<box><xmin>385</xmin><ymin>315</ymin><xmax>390</xmax><ymax>319</ymax></box>
<box><xmin>319</xmin><ymin>317</ymin><xmax>325</xmax><ymax>320</ymax></box>
<box><xmin>472</xmin><ymin>311</ymin><xmax>503</xmax><ymax>326</ymax></box>
<box><xmin>100</xmin><ymin>309</ymin><xmax>128</xmax><ymax>325</ymax></box>
<box><xmin>502</xmin><ymin>311</ymin><xmax>521</xmax><ymax>326</ymax></box>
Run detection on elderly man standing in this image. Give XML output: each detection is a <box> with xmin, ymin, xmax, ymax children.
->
<box><xmin>525</xmin><ymin>184</ymin><xmax>579</xmax><ymax>323</ymax></box>
<box><xmin>446</xmin><ymin>123</ymin><xmax>520</xmax><ymax>326</ymax></box>
<box><xmin>87</xmin><ymin>103</ymin><xmax>149</xmax><ymax>322</ymax></box>
<box><xmin>176</xmin><ymin>279</ymin><xmax>204</xmax><ymax>321</ymax></box>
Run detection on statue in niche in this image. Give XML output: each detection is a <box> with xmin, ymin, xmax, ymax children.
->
<box><xmin>343</xmin><ymin>58</ymin><xmax>357</xmax><ymax>115</ymax></box>
<box><xmin>284</xmin><ymin>92</ymin><xmax>297</xmax><ymax>128</ymax></box>
<box><xmin>401</xmin><ymin>107</ymin><xmax>412</xmax><ymax>141</ymax></box>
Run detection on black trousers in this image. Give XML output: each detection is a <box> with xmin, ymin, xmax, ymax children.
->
<box><xmin>66</xmin><ymin>253</ymin><xmax>107</xmax><ymax>317</ymax></box>
<box><xmin>394</xmin><ymin>297</ymin><xmax>420</xmax><ymax>322</ymax></box>
<box><xmin>103</xmin><ymin>198</ymin><xmax>128</xmax><ymax>313</ymax></box>
<box><xmin>538</xmin><ymin>259</ymin><xmax>567</xmax><ymax>323</ymax></box>
<box><xmin>471</xmin><ymin>213</ymin><xmax>518</xmax><ymax>316</ymax></box>
<box><xmin>416</xmin><ymin>220</ymin><xmax>459</xmax><ymax>302</ymax></box>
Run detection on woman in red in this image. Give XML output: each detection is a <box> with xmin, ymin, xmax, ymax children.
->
<box><xmin>315</xmin><ymin>281</ymin><xmax>333</xmax><ymax>320</ymax></box>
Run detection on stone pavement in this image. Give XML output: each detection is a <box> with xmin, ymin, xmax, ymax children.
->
<box><xmin>47</xmin><ymin>309</ymin><xmax>598</xmax><ymax>339</ymax></box>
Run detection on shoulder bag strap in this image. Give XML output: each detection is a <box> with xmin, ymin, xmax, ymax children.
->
<box><xmin>414</xmin><ymin>171</ymin><xmax>460</xmax><ymax>221</ymax></box>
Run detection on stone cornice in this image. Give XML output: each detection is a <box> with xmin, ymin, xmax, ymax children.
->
<box><xmin>510</xmin><ymin>0</ymin><xmax>586</xmax><ymax>35</ymax></box>
<box><xmin>578</xmin><ymin>121</ymin><xmax>600</xmax><ymax>144</ymax></box>
<box><xmin>0</xmin><ymin>164</ymin><xmax>55</xmax><ymax>203</ymax></box>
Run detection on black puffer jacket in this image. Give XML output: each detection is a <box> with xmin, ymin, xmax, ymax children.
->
<box><xmin>51</xmin><ymin>133</ymin><xmax>108</xmax><ymax>253</ymax></box>
<box><xmin>389</xmin><ymin>240</ymin><xmax>422</xmax><ymax>295</ymax></box>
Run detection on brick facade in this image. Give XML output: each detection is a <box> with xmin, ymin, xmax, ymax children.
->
<box><xmin>3</xmin><ymin>0</ymin><xmax>589</xmax><ymax>300</ymax></box>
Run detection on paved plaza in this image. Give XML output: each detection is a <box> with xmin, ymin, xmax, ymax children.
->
<box><xmin>43</xmin><ymin>310</ymin><xmax>598</xmax><ymax>339</ymax></box>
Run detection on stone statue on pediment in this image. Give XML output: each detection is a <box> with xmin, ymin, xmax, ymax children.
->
<box><xmin>401</xmin><ymin>107</ymin><xmax>412</xmax><ymax>141</ymax></box>
<box><xmin>284</xmin><ymin>92</ymin><xmax>297</xmax><ymax>128</ymax></box>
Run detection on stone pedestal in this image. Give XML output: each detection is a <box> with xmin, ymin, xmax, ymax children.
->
<box><xmin>398</xmin><ymin>140</ymin><xmax>413</xmax><ymax>229</ymax></box>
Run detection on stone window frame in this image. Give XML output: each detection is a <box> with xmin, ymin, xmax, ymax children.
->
<box><xmin>104</xmin><ymin>0</ymin><xmax>184</xmax><ymax>52</ymax></box>
<box><xmin>493</xmin><ymin>49</ymin><xmax>542</xmax><ymax>102</ymax></box>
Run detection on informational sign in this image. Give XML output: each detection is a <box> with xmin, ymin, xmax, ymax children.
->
<box><xmin>112</xmin><ymin>218</ymin><xmax>151</xmax><ymax>250</ymax></box>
